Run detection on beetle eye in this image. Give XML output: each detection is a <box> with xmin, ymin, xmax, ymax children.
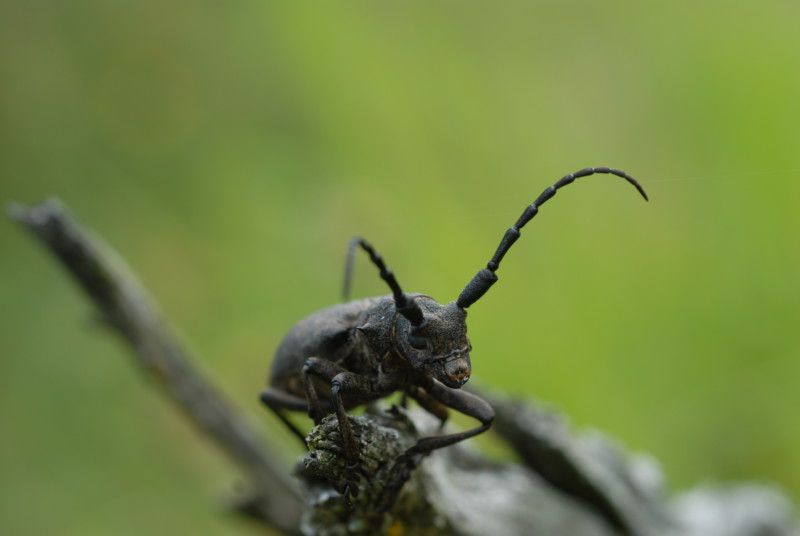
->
<box><xmin>407</xmin><ymin>331</ymin><xmax>428</xmax><ymax>350</ymax></box>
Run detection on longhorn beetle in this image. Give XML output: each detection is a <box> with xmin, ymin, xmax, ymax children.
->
<box><xmin>260</xmin><ymin>167</ymin><xmax>648</xmax><ymax>503</ymax></box>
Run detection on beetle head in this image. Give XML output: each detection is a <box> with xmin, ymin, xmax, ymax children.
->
<box><xmin>396</xmin><ymin>297</ymin><xmax>472</xmax><ymax>389</ymax></box>
<box><xmin>344</xmin><ymin>238</ymin><xmax>471</xmax><ymax>388</ymax></box>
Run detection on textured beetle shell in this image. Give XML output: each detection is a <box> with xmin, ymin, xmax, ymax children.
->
<box><xmin>269</xmin><ymin>296</ymin><xmax>396</xmax><ymax>406</ymax></box>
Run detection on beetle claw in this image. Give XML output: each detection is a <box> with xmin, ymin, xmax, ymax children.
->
<box><xmin>339</xmin><ymin>462</ymin><xmax>361</xmax><ymax>507</ymax></box>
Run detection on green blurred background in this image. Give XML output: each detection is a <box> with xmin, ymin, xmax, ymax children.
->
<box><xmin>2</xmin><ymin>1</ymin><xmax>800</xmax><ymax>534</ymax></box>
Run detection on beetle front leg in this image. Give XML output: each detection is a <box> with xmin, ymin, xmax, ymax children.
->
<box><xmin>303</xmin><ymin>357</ymin><xmax>372</xmax><ymax>502</ymax></box>
<box><xmin>406</xmin><ymin>380</ymin><xmax>494</xmax><ymax>455</ymax></box>
<box><xmin>379</xmin><ymin>381</ymin><xmax>495</xmax><ymax>509</ymax></box>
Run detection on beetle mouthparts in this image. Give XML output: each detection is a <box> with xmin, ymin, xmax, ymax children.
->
<box><xmin>443</xmin><ymin>357</ymin><xmax>471</xmax><ymax>387</ymax></box>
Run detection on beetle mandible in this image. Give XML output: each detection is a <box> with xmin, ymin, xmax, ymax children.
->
<box><xmin>260</xmin><ymin>167</ymin><xmax>648</xmax><ymax>502</ymax></box>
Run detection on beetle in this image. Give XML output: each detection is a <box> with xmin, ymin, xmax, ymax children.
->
<box><xmin>260</xmin><ymin>167</ymin><xmax>648</xmax><ymax>503</ymax></box>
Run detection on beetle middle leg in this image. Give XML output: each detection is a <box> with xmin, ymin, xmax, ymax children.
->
<box><xmin>405</xmin><ymin>385</ymin><xmax>449</xmax><ymax>428</ymax></box>
<box><xmin>260</xmin><ymin>387</ymin><xmax>312</xmax><ymax>445</ymax></box>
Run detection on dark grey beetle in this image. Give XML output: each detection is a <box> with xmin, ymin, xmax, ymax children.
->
<box><xmin>261</xmin><ymin>167</ymin><xmax>648</xmax><ymax>503</ymax></box>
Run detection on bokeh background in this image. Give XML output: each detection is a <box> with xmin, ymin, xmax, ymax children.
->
<box><xmin>2</xmin><ymin>1</ymin><xmax>800</xmax><ymax>534</ymax></box>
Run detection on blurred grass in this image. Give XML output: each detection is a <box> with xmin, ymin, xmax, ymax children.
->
<box><xmin>2</xmin><ymin>1</ymin><xmax>800</xmax><ymax>534</ymax></box>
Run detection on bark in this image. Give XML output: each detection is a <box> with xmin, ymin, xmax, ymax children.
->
<box><xmin>9</xmin><ymin>199</ymin><xmax>799</xmax><ymax>536</ymax></box>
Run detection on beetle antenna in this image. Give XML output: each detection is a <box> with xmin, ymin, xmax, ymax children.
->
<box><xmin>456</xmin><ymin>167</ymin><xmax>648</xmax><ymax>309</ymax></box>
<box><xmin>344</xmin><ymin>237</ymin><xmax>424</xmax><ymax>325</ymax></box>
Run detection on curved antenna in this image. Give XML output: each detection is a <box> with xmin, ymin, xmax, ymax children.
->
<box><xmin>343</xmin><ymin>237</ymin><xmax>424</xmax><ymax>326</ymax></box>
<box><xmin>457</xmin><ymin>167</ymin><xmax>648</xmax><ymax>309</ymax></box>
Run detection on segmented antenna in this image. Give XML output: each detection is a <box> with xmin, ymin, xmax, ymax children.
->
<box><xmin>456</xmin><ymin>167</ymin><xmax>648</xmax><ymax>309</ymax></box>
<box><xmin>344</xmin><ymin>237</ymin><xmax>424</xmax><ymax>326</ymax></box>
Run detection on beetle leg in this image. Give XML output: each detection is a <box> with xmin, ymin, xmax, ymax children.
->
<box><xmin>259</xmin><ymin>387</ymin><xmax>309</xmax><ymax>445</ymax></box>
<box><xmin>405</xmin><ymin>385</ymin><xmax>449</xmax><ymax>429</ymax></box>
<box><xmin>379</xmin><ymin>381</ymin><xmax>494</xmax><ymax>510</ymax></box>
<box><xmin>406</xmin><ymin>380</ymin><xmax>494</xmax><ymax>454</ymax></box>
<box><xmin>330</xmin><ymin>371</ymin><xmax>367</xmax><ymax>502</ymax></box>
<box><xmin>303</xmin><ymin>358</ymin><xmax>371</xmax><ymax>503</ymax></box>
<box><xmin>301</xmin><ymin>357</ymin><xmax>353</xmax><ymax>424</ymax></box>
<box><xmin>416</xmin><ymin>381</ymin><xmax>494</xmax><ymax>454</ymax></box>
<box><xmin>303</xmin><ymin>358</ymin><xmax>364</xmax><ymax>463</ymax></box>
<box><xmin>302</xmin><ymin>359</ymin><xmax>329</xmax><ymax>425</ymax></box>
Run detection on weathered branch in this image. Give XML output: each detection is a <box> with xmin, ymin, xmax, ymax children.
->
<box><xmin>10</xmin><ymin>199</ymin><xmax>799</xmax><ymax>536</ymax></box>
<box><xmin>297</xmin><ymin>396</ymin><xmax>799</xmax><ymax>536</ymax></box>
<box><xmin>8</xmin><ymin>199</ymin><xmax>303</xmax><ymax>535</ymax></box>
